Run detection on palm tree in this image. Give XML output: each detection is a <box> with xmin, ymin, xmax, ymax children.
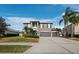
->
<box><xmin>59</xmin><ymin>7</ymin><xmax>70</xmax><ymax>37</ymax></box>
<box><xmin>59</xmin><ymin>7</ymin><xmax>79</xmax><ymax>37</ymax></box>
<box><xmin>68</xmin><ymin>12</ymin><xmax>79</xmax><ymax>37</ymax></box>
<box><xmin>24</xmin><ymin>26</ymin><xmax>28</xmax><ymax>34</ymax></box>
<box><xmin>28</xmin><ymin>27</ymin><xmax>33</xmax><ymax>34</ymax></box>
<box><xmin>24</xmin><ymin>27</ymin><xmax>37</xmax><ymax>35</ymax></box>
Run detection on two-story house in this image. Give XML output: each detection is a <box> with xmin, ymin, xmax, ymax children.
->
<box><xmin>62</xmin><ymin>23</ymin><xmax>79</xmax><ymax>36</ymax></box>
<box><xmin>23</xmin><ymin>21</ymin><xmax>53</xmax><ymax>37</ymax></box>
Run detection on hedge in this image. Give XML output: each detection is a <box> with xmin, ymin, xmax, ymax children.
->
<box><xmin>23</xmin><ymin>34</ymin><xmax>39</xmax><ymax>38</ymax></box>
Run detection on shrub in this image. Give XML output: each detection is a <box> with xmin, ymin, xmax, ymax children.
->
<box><xmin>23</xmin><ymin>34</ymin><xmax>39</xmax><ymax>38</ymax></box>
<box><xmin>73</xmin><ymin>34</ymin><xmax>79</xmax><ymax>38</ymax></box>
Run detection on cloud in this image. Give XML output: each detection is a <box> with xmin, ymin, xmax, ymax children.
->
<box><xmin>4</xmin><ymin>12</ymin><xmax>65</xmax><ymax>31</ymax></box>
<box><xmin>4</xmin><ymin>17</ymin><xmax>53</xmax><ymax>31</ymax></box>
<box><xmin>6</xmin><ymin>17</ymin><xmax>52</xmax><ymax>23</ymax></box>
<box><xmin>62</xmin><ymin>4</ymin><xmax>79</xmax><ymax>12</ymax></box>
<box><xmin>51</xmin><ymin>13</ymin><xmax>64</xmax><ymax>29</ymax></box>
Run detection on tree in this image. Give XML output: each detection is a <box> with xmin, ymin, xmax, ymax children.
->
<box><xmin>59</xmin><ymin>7</ymin><xmax>70</xmax><ymax>37</ymax></box>
<box><xmin>24</xmin><ymin>26</ymin><xmax>28</xmax><ymax>34</ymax></box>
<box><xmin>59</xmin><ymin>7</ymin><xmax>79</xmax><ymax>37</ymax></box>
<box><xmin>32</xmin><ymin>30</ymin><xmax>37</xmax><ymax>35</ymax></box>
<box><xmin>27</xmin><ymin>28</ymin><xmax>37</xmax><ymax>35</ymax></box>
<box><xmin>68</xmin><ymin>12</ymin><xmax>79</xmax><ymax>37</ymax></box>
<box><xmin>28</xmin><ymin>27</ymin><xmax>33</xmax><ymax>34</ymax></box>
<box><xmin>24</xmin><ymin>26</ymin><xmax>37</xmax><ymax>35</ymax></box>
<box><xmin>0</xmin><ymin>17</ymin><xmax>7</xmax><ymax>36</ymax></box>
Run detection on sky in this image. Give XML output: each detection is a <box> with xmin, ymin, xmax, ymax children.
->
<box><xmin>0</xmin><ymin>4</ymin><xmax>79</xmax><ymax>31</ymax></box>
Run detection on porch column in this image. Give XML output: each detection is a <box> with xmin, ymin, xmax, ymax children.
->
<box><xmin>51</xmin><ymin>31</ymin><xmax>52</xmax><ymax>37</ymax></box>
<box><xmin>30</xmin><ymin>22</ymin><xmax>32</xmax><ymax>28</ymax></box>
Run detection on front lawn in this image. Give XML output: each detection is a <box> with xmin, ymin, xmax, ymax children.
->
<box><xmin>0</xmin><ymin>36</ymin><xmax>39</xmax><ymax>42</ymax></box>
<box><xmin>0</xmin><ymin>45</ymin><xmax>31</xmax><ymax>53</ymax></box>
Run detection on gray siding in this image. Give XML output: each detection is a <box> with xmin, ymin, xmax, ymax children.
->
<box><xmin>40</xmin><ymin>32</ymin><xmax>51</xmax><ymax>37</ymax></box>
<box><xmin>39</xmin><ymin>28</ymin><xmax>51</xmax><ymax>32</ymax></box>
<box><xmin>52</xmin><ymin>32</ymin><xmax>59</xmax><ymax>37</ymax></box>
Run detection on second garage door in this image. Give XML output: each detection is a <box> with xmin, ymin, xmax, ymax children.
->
<box><xmin>52</xmin><ymin>32</ymin><xmax>60</xmax><ymax>37</ymax></box>
<box><xmin>40</xmin><ymin>32</ymin><xmax>51</xmax><ymax>37</ymax></box>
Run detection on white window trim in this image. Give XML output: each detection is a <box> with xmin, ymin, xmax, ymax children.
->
<box><xmin>48</xmin><ymin>24</ymin><xmax>50</xmax><ymax>28</ymax></box>
<box><xmin>40</xmin><ymin>24</ymin><xmax>42</xmax><ymax>28</ymax></box>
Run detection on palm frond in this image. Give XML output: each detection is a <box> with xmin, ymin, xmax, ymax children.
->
<box><xmin>59</xmin><ymin>19</ymin><xmax>63</xmax><ymax>25</ymax></box>
<box><xmin>69</xmin><ymin>13</ymin><xmax>79</xmax><ymax>25</ymax></box>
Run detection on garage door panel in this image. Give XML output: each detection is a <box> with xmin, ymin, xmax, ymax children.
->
<box><xmin>52</xmin><ymin>32</ymin><xmax>59</xmax><ymax>37</ymax></box>
<box><xmin>40</xmin><ymin>32</ymin><xmax>51</xmax><ymax>37</ymax></box>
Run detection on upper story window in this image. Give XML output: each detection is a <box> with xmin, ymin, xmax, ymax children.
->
<box><xmin>28</xmin><ymin>24</ymin><xmax>31</xmax><ymax>27</ymax></box>
<box><xmin>40</xmin><ymin>24</ymin><xmax>42</xmax><ymax>28</ymax></box>
<box><xmin>32</xmin><ymin>23</ymin><xmax>37</xmax><ymax>27</ymax></box>
<box><xmin>48</xmin><ymin>24</ymin><xmax>51</xmax><ymax>28</ymax></box>
<box><xmin>40</xmin><ymin>24</ymin><xmax>51</xmax><ymax>28</ymax></box>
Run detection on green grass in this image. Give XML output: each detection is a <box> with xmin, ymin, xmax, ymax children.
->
<box><xmin>0</xmin><ymin>45</ymin><xmax>32</xmax><ymax>53</ymax></box>
<box><xmin>0</xmin><ymin>36</ymin><xmax>39</xmax><ymax>42</ymax></box>
<box><xmin>70</xmin><ymin>38</ymin><xmax>79</xmax><ymax>41</ymax></box>
<box><xmin>66</xmin><ymin>37</ymin><xmax>79</xmax><ymax>41</ymax></box>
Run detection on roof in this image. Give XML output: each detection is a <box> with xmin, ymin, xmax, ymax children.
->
<box><xmin>30</xmin><ymin>21</ymin><xmax>40</xmax><ymax>23</ymax></box>
<box><xmin>6</xmin><ymin>28</ymin><xmax>20</xmax><ymax>33</ymax></box>
<box><xmin>51</xmin><ymin>28</ymin><xmax>61</xmax><ymax>31</ymax></box>
<box><xmin>40</xmin><ymin>22</ymin><xmax>52</xmax><ymax>24</ymax></box>
<box><xmin>23</xmin><ymin>21</ymin><xmax>53</xmax><ymax>24</ymax></box>
<box><xmin>23</xmin><ymin>23</ymin><xmax>30</xmax><ymax>24</ymax></box>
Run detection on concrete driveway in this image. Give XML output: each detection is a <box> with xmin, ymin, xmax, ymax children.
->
<box><xmin>24</xmin><ymin>37</ymin><xmax>79</xmax><ymax>54</ymax></box>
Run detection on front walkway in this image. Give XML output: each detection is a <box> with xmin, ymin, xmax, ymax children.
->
<box><xmin>24</xmin><ymin>37</ymin><xmax>79</xmax><ymax>54</ymax></box>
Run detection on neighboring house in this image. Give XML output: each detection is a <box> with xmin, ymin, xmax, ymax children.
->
<box><xmin>62</xmin><ymin>23</ymin><xmax>79</xmax><ymax>36</ymax></box>
<box><xmin>52</xmin><ymin>28</ymin><xmax>61</xmax><ymax>37</ymax></box>
<box><xmin>23</xmin><ymin>21</ymin><xmax>60</xmax><ymax>37</ymax></box>
<box><xmin>5</xmin><ymin>28</ymin><xmax>20</xmax><ymax>36</ymax></box>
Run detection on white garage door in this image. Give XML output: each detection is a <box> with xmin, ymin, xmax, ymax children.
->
<box><xmin>40</xmin><ymin>32</ymin><xmax>51</xmax><ymax>37</ymax></box>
